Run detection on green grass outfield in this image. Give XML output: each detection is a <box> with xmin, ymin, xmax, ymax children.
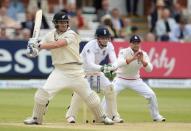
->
<box><xmin>0</xmin><ymin>88</ymin><xmax>191</xmax><ymax>131</ymax></box>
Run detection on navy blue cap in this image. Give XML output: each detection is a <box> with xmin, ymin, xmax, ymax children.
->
<box><xmin>130</xmin><ymin>35</ymin><xmax>141</xmax><ymax>43</ymax></box>
<box><xmin>53</xmin><ymin>10</ymin><xmax>69</xmax><ymax>22</ymax></box>
<box><xmin>95</xmin><ymin>27</ymin><xmax>111</xmax><ymax>37</ymax></box>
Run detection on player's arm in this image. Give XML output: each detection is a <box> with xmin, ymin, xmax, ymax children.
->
<box><xmin>108</xmin><ymin>44</ymin><xmax>118</xmax><ymax>69</ymax></box>
<box><xmin>117</xmin><ymin>49</ymin><xmax>127</xmax><ymax>67</ymax></box>
<box><xmin>27</xmin><ymin>38</ymin><xmax>65</xmax><ymax>51</ymax></box>
<box><xmin>39</xmin><ymin>33</ymin><xmax>77</xmax><ymax>50</ymax></box>
<box><xmin>117</xmin><ymin>49</ymin><xmax>135</xmax><ymax>67</ymax></box>
<box><xmin>85</xmin><ymin>49</ymin><xmax>102</xmax><ymax>71</ymax></box>
<box><xmin>141</xmin><ymin>52</ymin><xmax>153</xmax><ymax>72</ymax></box>
<box><xmin>117</xmin><ymin>49</ymin><xmax>142</xmax><ymax>67</ymax></box>
<box><xmin>39</xmin><ymin>39</ymin><xmax>67</xmax><ymax>49</ymax></box>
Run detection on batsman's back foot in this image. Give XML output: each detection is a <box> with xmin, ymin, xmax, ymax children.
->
<box><xmin>66</xmin><ymin>116</ymin><xmax>76</xmax><ymax>123</ymax></box>
<box><xmin>153</xmin><ymin>116</ymin><xmax>166</xmax><ymax>122</ymax></box>
<box><xmin>24</xmin><ymin>117</ymin><xmax>41</xmax><ymax>125</ymax></box>
<box><xmin>101</xmin><ymin>116</ymin><xmax>114</xmax><ymax>125</ymax></box>
<box><xmin>112</xmin><ymin>116</ymin><xmax>124</xmax><ymax>123</ymax></box>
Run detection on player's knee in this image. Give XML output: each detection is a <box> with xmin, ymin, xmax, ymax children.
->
<box><xmin>147</xmin><ymin>91</ymin><xmax>156</xmax><ymax>100</ymax></box>
<box><xmin>85</xmin><ymin>91</ymin><xmax>100</xmax><ymax>108</ymax></box>
<box><xmin>34</xmin><ymin>88</ymin><xmax>49</xmax><ymax>105</ymax></box>
<box><xmin>103</xmin><ymin>85</ymin><xmax>116</xmax><ymax>100</ymax></box>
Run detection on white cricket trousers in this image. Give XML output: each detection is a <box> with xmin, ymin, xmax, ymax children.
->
<box><xmin>113</xmin><ymin>77</ymin><xmax>162</xmax><ymax>119</ymax></box>
<box><xmin>42</xmin><ymin>66</ymin><xmax>92</xmax><ymax>100</ymax></box>
<box><xmin>30</xmin><ymin>65</ymin><xmax>107</xmax><ymax>124</ymax></box>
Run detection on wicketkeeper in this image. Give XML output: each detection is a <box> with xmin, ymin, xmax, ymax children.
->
<box><xmin>66</xmin><ymin>27</ymin><xmax>123</xmax><ymax>123</ymax></box>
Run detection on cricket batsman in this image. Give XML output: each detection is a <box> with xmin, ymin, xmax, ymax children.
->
<box><xmin>24</xmin><ymin>10</ymin><xmax>114</xmax><ymax>125</ymax></box>
<box><xmin>102</xmin><ymin>35</ymin><xmax>166</xmax><ymax>122</ymax></box>
<box><xmin>66</xmin><ymin>27</ymin><xmax>123</xmax><ymax>123</ymax></box>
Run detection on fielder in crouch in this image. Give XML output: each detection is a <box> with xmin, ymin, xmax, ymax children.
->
<box><xmin>102</xmin><ymin>35</ymin><xmax>166</xmax><ymax>122</ymax></box>
<box><xmin>66</xmin><ymin>27</ymin><xmax>123</xmax><ymax>123</ymax></box>
<box><xmin>24</xmin><ymin>11</ymin><xmax>114</xmax><ymax>125</ymax></box>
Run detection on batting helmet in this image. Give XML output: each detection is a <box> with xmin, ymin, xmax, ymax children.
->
<box><xmin>95</xmin><ymin>27</ymin><xmax>111</xmax><ymax>37</ymax></box>
<box><xmin>52</xmin><ymin>10</ymin><xmax>69</xmax><ymax>23</ymax></box>
<box><xmin>129</xmin><ymin>35</ymin><xmax>141</xmax><ymax>43</ymax></box>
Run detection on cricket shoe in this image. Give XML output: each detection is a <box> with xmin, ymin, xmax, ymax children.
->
<box><xmin>66</xmin><ymin>116</ymin><xmax>76</xmax><ymax>123</ymax></box>
<box><xmin>101</xmin><ymin>115</ymin><xmax>114</xmax><ymax>125</ymax></box>
<box><xmin>24</xmin><ymin>117</ymin><xmax>41</xmax><ymax>125</ymax></box>
<box><xmin>112</xmin><ymin>116</ymin><xmax>124</xmax><ymax>123</ymax></box>
<box><xmin>153</xmin><ymin>116</ymin><xmax>166</xmax><ymax>122</ymax></box>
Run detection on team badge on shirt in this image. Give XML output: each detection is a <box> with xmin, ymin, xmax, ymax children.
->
<box><xmin>87</xmin><ymin>49</ymin><xmax>90</xmax><ymax>53</ymax></box>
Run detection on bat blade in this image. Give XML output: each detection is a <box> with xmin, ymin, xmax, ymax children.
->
<box><xmin>32</xmin><ymin>9</ymin><xmax>42</xmax><ymax>39</ymax></box>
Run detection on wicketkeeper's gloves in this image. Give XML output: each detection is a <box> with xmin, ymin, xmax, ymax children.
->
<box><xmin>100</xmin><ymin>64</ymin><xmax>117</xmax><ymax>80</ymax></box>
<box><xmin>100</xmin><ymin>64</ymin><xmax>116</xmax><ymax>72</ymax></box>
<box><xmin>104</xmin><ymin>70</ymin><xmax>116</xmax><ymax>81</ymax></box>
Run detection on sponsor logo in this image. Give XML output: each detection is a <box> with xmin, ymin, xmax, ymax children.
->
<box><xmin>148</xmin><ymin>48</ymin><xmax>175</xmax><ymax>76</ymax></box>
<box><xmin>0</xmin><ymin>49</ymin><xmax>53</xmax><ymax>74</ymax></box>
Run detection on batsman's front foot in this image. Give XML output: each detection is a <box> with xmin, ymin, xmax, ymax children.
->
<box><xmin>24</xmin><ymin>117</ymin><xmax>41</xmax><ymax>125</ymax></box>
<box><xmin>153</xmin><ymin>116</ymin><xmax>166</xmax><ymax>122</ymax></box>
<box><xmin>101</xmin><ymin>115</ymin><xmax>114</xmax><ymax>125</ymax></box>
<box><xmin>66</xmin><ymin>116</ymin><xmax>76</xmax><ymax>123</ymax></box>
<box><xmin>112</xmin><ymin>116</ymin><xmax>124</xmax><ymax>123</ymax></box>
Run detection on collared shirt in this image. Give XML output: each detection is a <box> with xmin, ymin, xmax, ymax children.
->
<box><xmin>116</xmin><ymin>47</ymin><xmax>153</xmax><ymax>79</ymax></box>
<box><xmin>41</xmin><ymin>28</ymin><xmax>82</xmax><ymax>65</ymax></box>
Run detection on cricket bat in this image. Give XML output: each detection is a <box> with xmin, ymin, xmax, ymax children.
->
<box><xmin>32</xmin><ymin>9</ymin><xmax>42</xmax><ymax>39</ymax></box>
<box><xmin>26</xmin><ymin>9</ymin><xmax>42</xmax><ymax>57</ymax></box>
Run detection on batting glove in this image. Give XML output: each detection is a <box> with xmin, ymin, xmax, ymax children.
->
<box><xmin>26</xmin><ymin>45</ymin><xmax>39</xmax><ymax>58</ymax></box>
<box><xmin>27</xmin><ymin>38</ymin><xmax>40</xmax><ymax>49</ymax></box>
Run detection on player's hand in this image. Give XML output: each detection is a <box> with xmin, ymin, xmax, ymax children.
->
<box><xmin>131</xmin><ymin>51</ymin><xmax>142</xmax><ymax>62</ymax></box>
<box><xmin>26</xmin><ymin>46</ymin><xmax>39</xmax><ymax>58</ymax></box>
<box><xmin>104</xmin><ymin>71</ymin><xmax>116</xmax><ymax>81</ymax></box>
<box><xmin>137</xmin><ymin>51</ymin><xmax>143</xmax><ymax>62</ymax></box>
<box><xmin>27</xmin><ymin>38</ymin><xmax>40</xmax><ymax>49</ymax></box>
<box><xmin>100</xmin><ymin>64</ymin><xmax>117</xmax><ymax>73</ymax></box>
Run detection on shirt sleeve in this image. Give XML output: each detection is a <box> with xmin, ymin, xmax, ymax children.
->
<box><xmin>85</xmin><ymin>48</ymin><xmax>102</xmax><ymax>71</ymax></box>
<box><xmin>64</xmin><ymin>32</ymin><xmax>78</xmax><ymax>45</ymax></box>
<box><xmin>143</xmin><ymin>52</ymin><xmax>153</xmax><ymax>72</ymax></box>
<box><xmin>108</xmin><ymin>43</ymin><xmax>117</xmax><ymax>66</ymax></box>
<box><xmin>117</xmin><ymin>49</ymin><xmax>127</xmax><ymax>67</ymax></box>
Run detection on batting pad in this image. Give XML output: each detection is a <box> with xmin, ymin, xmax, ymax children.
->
<box><xmin>66</xmin><ymin>93</ymin><xmax>82</xmax><ymax>118</ymax></box>
<box><xmin>31</xmin><ymin>89</ymin><xmax>50</xmax><ymax>124</ymax></box>
<box><xmin>34</xmin><ymin>89</ymin><xmax>49</xmax><ymax>105</ymax></box>
<box><xmin>84</xmin><ymin>91</ymin><xmax>104</xmax><ymax>121</ymax></box>
<box><xmin>32</xmin><ymin>102</ymin><xmax>46</xmax><ymax>124</ymax></box>
<box><xmin>103</xmin><ymin>85</ymin><xmax>118</xmax><ymax>118</ymax></box>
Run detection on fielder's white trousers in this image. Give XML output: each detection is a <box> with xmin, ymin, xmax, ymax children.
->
<box><xmin>112</xmin><ymin>77</ymin><xmax>162</xmax><ymax>120</ymax></box>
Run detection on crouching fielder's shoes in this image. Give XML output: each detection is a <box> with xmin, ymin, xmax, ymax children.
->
<box><xmin>66</xmin><ymin>116</ymin><xmax>76</xmax><ymax>123</ymax></box>
<box><xmin>112</xmin><ymin>116</ymin><xmax>124</xmax><ymax>123</ymax></box>
<box><xmin>101</xmin><ymin>116</ymin><xmax>114</xmax><ymax>125</ymax></box>
<box><xmin>153</xmin><ymin>116</ymin><xmax>166</xmax><ymax>122</ymax></box>
<box><xmin>24</xmin><ymin>117</ymin><xmax>41</xmax><ymax>125</ymax></box>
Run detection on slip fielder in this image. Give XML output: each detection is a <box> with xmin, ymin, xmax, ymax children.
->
<box><xmin>102</xmin><ymin>35</ymin><xmax>166</xmax><ymax>122</ymax></box>
<box><xmin>24</xmin><ymin>10</ymin><xmax>113</xmax><ymax>125</ymax></box>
